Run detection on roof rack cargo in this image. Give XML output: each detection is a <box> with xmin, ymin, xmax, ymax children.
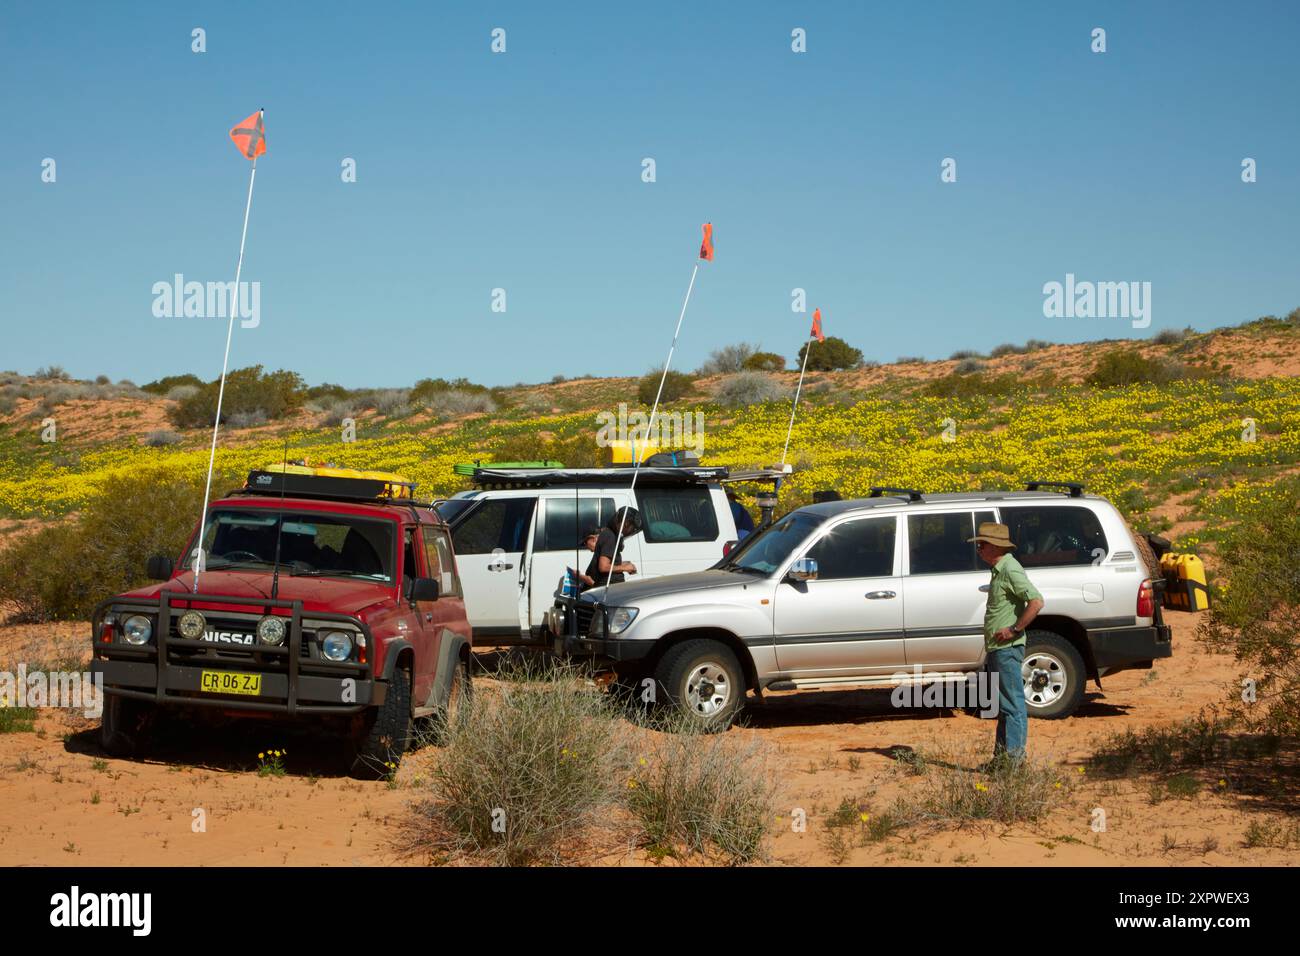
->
<box><xmin>469</xmin><ymin>465</ymin><xmax>732</xmax><ymax>488</ymax></box>
<box><xmin>1024</xmin><ymin>480</ymin><xmax>1085</xmax><ymax>497</ymax></box>
<box><xmin>869</xmin><ymin>486</ymin><xmax>924</xmax><ymax>502</ymax></box>
<box><xmin>453</xmin><ymin>460</ymin><xmax>564</xmax><ymax>477</ymax></box>
<box><xmin>240</xmin><ymin>469</ymin><xmax>417</xmax><ymax>504</ymax></box>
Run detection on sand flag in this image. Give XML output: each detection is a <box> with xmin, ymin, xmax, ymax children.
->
<box><xmin>606</xmin><ymin>224</ymin><xmax>711</xmax><ymax>585</ymax></box>
<box><xmin>783</xmin><ymin>307</ymin><xmax>822</xmax><ymax>466</ymax></box>
<box><xmin>699</xmin><ymin>222</ymin><xmax>714</xmax><ymax>261</ymax></box>
<box><xmin>195</xmin><ymin>109</ymin><xmax>267</xmax><ymax>592</ymax></box>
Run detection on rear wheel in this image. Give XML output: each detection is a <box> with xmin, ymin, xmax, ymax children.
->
<box><xmin>349</xmin><ymin>668</ymin><xmax>412</xmax><ymax>779</ymax></box>
<box><xmin>654</xmin><ymin>640</ymin><xmax>745</xmax><ymax>731</ymax></box>
<box><xmin>1022</xmin><ymin>631</ymin><xmax>1086</xmax><ymax>718</ymax></box>
<box><xmin>100</xmin><ymin>694</ymin><xmax>154</xmax><ymax>757</ymax></box>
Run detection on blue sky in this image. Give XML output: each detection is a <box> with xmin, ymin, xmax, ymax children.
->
<box><xmin>2</xmin><ymin>1</ymin><xmax>1297</xmax><ymax>388</ymax></box>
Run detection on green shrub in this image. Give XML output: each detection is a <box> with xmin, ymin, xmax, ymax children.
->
<box><xmin>141</xmin><ymin>373</ymin><xmax>203</xmax><ymax>396</ymax></box>
<box><xmin>1085</xmin><ymin>352</ymin><xmax>1187</xmax><ymax>388</ymax></box>
<box><xmin>797</xmin><ymin>336</ymin><xmax>862</xmax><ymax>371</ymax></box>
<box><xmin>637</xmin><ymin>369</ymin><xmax>695</xmax><ymax>405</ymax></box>
<box><xmin>742</xmin><ymin>351</ymin><xmax>787</xmax><ymax>372</ymax></box>
<box><xmin>410</xmin><ymin>377</ymin><xmax>490</xmax><ymax>406</ymax></box>
<box><xmin>304</xmin><ymin>382</ymin><xmax>351</xmax><ymax>402</ymax></box>
<box><xmin>0</xmin><ymin>467</ymin><xmax>236</xmax><ymax>621</ymax></box>
<box><xmin>169</xmin><ymin>366</ymin><xmax>305</xmax><ymax>428</ymax></box>
<box><xmin>923</xmin><ymin>373</ymin><xmax>1017</xmax><ymax>399</ymax></box>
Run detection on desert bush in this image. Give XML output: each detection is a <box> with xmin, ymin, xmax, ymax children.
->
<box><xmin>410</xmin><ymin>376</ymin><xmax>489</xmax><ymax>404</ymax></box>
<box><xmin>143</xmin><ymin>429</ymin><xmax>183</xmax><ymax>447</ymax></box>
<box><xmin>624</xmin><ymin>710</ymin><xmax>774</xmax><ymax>864</ymax></box>
<box><xmin>1085</xmin><ymin>352</ymin><xmax>1187</xmax><ymax>388</ymax></box>
<box><xmin>141</xmin><ymin>373</ymin><xmax>203</xmax><ymax>396</ymax></box>
<box><xmin>410</xmin><ymin>659</ymin><xmax>634</xmax><ymax>865</ymax></box>
<box><xmin>698</xmin><ymin>342</ymin><xmax>760</xmax><ymax>375</ymax></box>
<box><xmin>1198</xmin><ymin>478</ymin><xmax>1300</xmax><ymax>736</ymax></box>
<box><xmin>1152</xmin><ymin>327</ymin><xmax>1194</xmax><ymax>345</ymax></box>
<box><xmin>226</xmin><ymin>408</ymin><xmax>268</xmax><ymax>429</ymax></box>
<box><xmin>305</xmin><ymin>382</ymin><xmax>351</xmax><ymax>403</ymax></box>
<box><xmin>369</xmin><ymin>388</ymin><xmax>415</xmax><ymax>417</ymax></box>
<box><xmin>742</xmin><ymin>351</ymin><xmax>786</xmax><ymax>372</ymax></box>
<box><xmin>1025</xmin><ymin>339</ymin><xmax>1052</xmax><ymax>351</ymax></box>
<box><xmin>797</xmin><ymin>336</ymin><xmax>862</xmax><ymax>371</ymax></box>
<box><xmin>165</xmin><ymin>384</ymin><xmax>199</xmax><ymax>402</ymax></box>
<box><xmin>169</xmin><ymin>366</ymin><xmax>304</xmax><ymax>428</ymax></box>
<box><xmin>0</xmin><ymin>394</ymin><xmax>15</xmax><ymax>415</ymax></box>
<box><xmin>923</xmin><ymin>373</ymin><xmax>1017</xmax><ymax>399</ymax></box>
<box><xmin>33</xmin><ymin>365</ymin><xmax>70</xmax><ymax>381</ymax></box>
<box><xmin>94</xmin><ymin>374</ymin><xmax>111</xmax><ymax>385</ymax></box>
<box><xmin>421</xmin><ymin>389</ymin><xmax>494</xmax><ymax>419</ymax></box>
<box><xmin>989</xmin><ymin>343</ymin><xmax>1026</xmax><ymax>358</ymax></box>
<box><xmin>897</xmin><ymin>355</ymin><xmax>926</xmax><ymax>364</ymax></box>
<box><xmin>637</xmin><ymin>369</ymin><xmax>695</xmax><ymax>405</ymax></box>
<box><xmin>320</xmin><ymin>400</ymin><xmax>358</xmax><ymax>427</ymax></box>
<box><xmin>954</xmin><ymin>358</ymin><xmax>986</xmax><ymax>375</ymax></box>
<box><xmin>950</xmin><ymin>349</ymin><xmax>984</xmax><ymax>361</ymax></box>
<box><xmin>0</xmin><ymin>467</ymin><xmax>236</xmax><ymax>621</ymax></box>
<box><xmin>713</xmin><ymin>371</ymin><xmax>790</xmax><ymax>407</ymax></box>
<box><xmin>889</xmin><ymin>746</ymin><xmax>1063</xmax><ymax>828</ymax></box>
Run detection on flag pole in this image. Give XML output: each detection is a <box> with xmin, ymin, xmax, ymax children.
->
<box><xmin>194</xmin><ymin>133</ymin><xmax>260</xmax><ymax>593</ymax></box>
<box><xmin>605</xmin><ymin>258</ymin><xmax>702</xmax><ymax>587</ymax></box>
<box><xmin>781</xmin><ymin>336</ymin><xmax>813</xmax><ymax>467</ymax></box>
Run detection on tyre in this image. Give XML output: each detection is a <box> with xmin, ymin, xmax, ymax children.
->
<box><xmin>99</xmin><ymin>694</ymin><xmax>154</xmax><ymax>757</ymax></box>
<box><xmin>428</xmin><ymin>656</ymin><xmax>471</xmax><ymax>746</ymax></box>
<box><xmin>1124</xmin><ymin>520</ymin><xmax>1162</xmax><ymax>581</ymax></box>
<box><xmin>653</xmin><ymin>639</ymin><xmax>745</xmax><ymax>731</ymax></box>
<box><xmin>349</xmin><ymin>668</ymin><xmax>412</xmax><ymax>779</ymax></box>
<box><xmin>1022</xmin><ymin>631</ymin><xmax>1086</xmax><ymax>718</ymax></box>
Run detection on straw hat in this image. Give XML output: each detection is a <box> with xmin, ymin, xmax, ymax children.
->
<box><xmin>968</xmin><ymin>521</ymin><xmax>1016</xmax><ymax>549</ymax></box>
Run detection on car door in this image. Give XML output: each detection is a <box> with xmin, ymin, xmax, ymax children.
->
<box><xmin>448</xmin><ymin>495</ymin><xmax>538</xmax><ymax>641</ymax></box>
<box><xmin>414</xmin><ymin>524</ymin><xmax>466</xmax><ymax>708</ymax></box>
<box><xmin>527</xmin><ymin>494</ymin><xmax>619</xmax><ymax>635</ymax></box>
<box><xmin>401</xmin><ymin>526</ymin><xmax>437</xmax><ymax>706</ymax></box>
<box><xmin>633</xmin><ymin>485</ymin><xmax>728</xmax><ymax>577</ymax></box>
<box><xmin>901</xmin><ymin>509</ymin><xmax>996</xmax><ymax>669</ymax></box>
<box><xmin>772</xmin><ymin>514</ymin><xmax>904</xmax><ymax>677</ymax></box>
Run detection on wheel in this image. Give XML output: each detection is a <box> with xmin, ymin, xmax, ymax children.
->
<box><xmin>349</xmin><ymin>668</ymin><xmax>412</xmax><ymax>779</ymax></box>
<box><xmin>100</xmin><ymin>694</ymin><xmax>154</xmax><ymax>757</ymax></box>
<box><xmin>1124</xmin><ymin>521</ymin><xmax>1162</xmax><ymax>581</ymax></box>
<box><xmin>653</xmin><ymin>639</ymin><xmax>745</xmax><ymax>731</ymax></box>
<box><xmin>1022</xmin><ymin>631</ymin><xmax>1086</xmax><ymax>718</ymax></box>
<box><xmin>429</xmin><ymin>656</ymin><xmax>471</xmax><ymax>745</ymax></box>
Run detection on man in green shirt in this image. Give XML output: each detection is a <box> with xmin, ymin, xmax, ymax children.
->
<box><xmin>969</xmin><ymin>522</ymin><xmax>1044</xmax><ymax>765</ymax></box>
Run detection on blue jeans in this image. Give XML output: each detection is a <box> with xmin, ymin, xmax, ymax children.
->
<box><xmin>985</xmin><ymin>644</ymin><xmax>1027</xmax><ymax>759</ymax></box>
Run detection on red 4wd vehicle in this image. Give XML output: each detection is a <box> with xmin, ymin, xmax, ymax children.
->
<box><xmin>90</xmin><ymin>468</ymin><xmax>472</xmax><ymax>779</ymax></box>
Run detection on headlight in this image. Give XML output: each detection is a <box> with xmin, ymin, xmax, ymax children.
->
<box><xmin>257</xmin><ymin>616</ymin><xmax>287</xmax><ymax>646</ymax></box>
<box><xmin>177</xmin><ymin>610</ymin><xmax>206</xmax><ymax>640</ymax></box>
<box><xmin>607</xmin><ymin>607</ymin><xmax>639</xmax><ymax>635</ymax></box>
<box><xmin>122</xmin><ymin>614</ymin><xmax>153</xmax><ymax>645</ymax></box>
<box><xmin>321</xmin><ymin>631</ymin><xmax>354</xmax><ymax>662</ymax></box>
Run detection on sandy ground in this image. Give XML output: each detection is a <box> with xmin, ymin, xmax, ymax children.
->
<box><xmin>0</xmin><ymin>610</ymin><xmax>1295</xmax><ymax>867</ymax></box>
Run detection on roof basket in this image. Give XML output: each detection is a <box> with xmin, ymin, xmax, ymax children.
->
<box><xmin>1025</xmin><ymin>480</ymin><xmax>1085</xmax><ymax>498</ymax></box>
<box><xmin>242</xmin><ymin>469</ymin><xmax>415</xmax><ymax>503</ymax></box>
<box><xmin>869</xmin><ymin>486</ymin><xmax>924</xmax><ymax>502</ymax></box>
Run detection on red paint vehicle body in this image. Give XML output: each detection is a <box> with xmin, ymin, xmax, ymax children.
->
<box><xmin>91</xmin><ymin>470</ymin><xmax>471</xmax><ymax>778</ymax></box>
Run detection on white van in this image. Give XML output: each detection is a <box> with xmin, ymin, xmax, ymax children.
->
<box><xmin>436</xmin><ymin>466</ymin><xmax>779</xmax><ymax>645</ymax></box>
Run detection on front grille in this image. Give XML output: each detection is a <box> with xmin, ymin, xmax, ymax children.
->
<box><xmin>574</xmin><ymin>603</ymin><xmax>596</xmax><ymax>637</ymax></box>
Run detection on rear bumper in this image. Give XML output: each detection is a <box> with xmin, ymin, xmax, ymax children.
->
<box><xmin>1087</xmin><ymin>623</ymin><xmax>1173</xmax><ymax>676</ymax></box>
<box><xmin>92</xmin><ymin>659</ymin><xmax>383</xmax><ymax>715</ymax></box>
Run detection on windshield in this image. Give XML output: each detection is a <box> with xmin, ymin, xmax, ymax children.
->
<box><xmin>184</xmin><ymin>509</ymin><xmax>397</xmax><ymax>583</ymax></box>
<box><xmin>720</xmin><ymin>512</ymin><xmax>822</xmax><ymax>575</ymax></box>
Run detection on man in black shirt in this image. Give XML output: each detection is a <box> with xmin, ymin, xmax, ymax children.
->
<box><xmin>586</xmin><ymin>509</ymin><xmax>640</xmax><ymax>587</ymax></box>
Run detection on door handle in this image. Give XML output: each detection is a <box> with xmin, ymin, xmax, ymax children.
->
<box><xmin>488</xmin><ymin>562</ymin><xmax>515</xmax><ymax>572</ymax></box>
<box><xmin>978</xmin><ymin>585</ymin><xmax>990</xmax><ymax>592</ymax></box>
<box><xmin>865</xmin><ymin>590</ymin><xmax>896</xmax><ymax>599</ymax></box>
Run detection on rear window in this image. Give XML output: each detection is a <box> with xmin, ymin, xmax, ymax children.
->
<box><xmin>638</xmin><ymin>487</ymin><xmax>719</xmax><ymax>543</ymax></box>
<box><xmin>1001</xmin><ymin>506</ymin><xmax>1109</xmax><ymax>568</ymax></box>
<box><xmin>908</xmin><ymin>511</ymin><xmax>995</xmax><ymax>574</ymax></box>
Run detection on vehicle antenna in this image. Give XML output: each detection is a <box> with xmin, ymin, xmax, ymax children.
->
<box><xmin>270</xmin><ymin>440</ymin><xmax>289</xmax><ymax>600</ymax></box>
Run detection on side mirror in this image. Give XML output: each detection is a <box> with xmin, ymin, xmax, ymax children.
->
<box><xmin>787</xmin><ymin>557</ymin><xmax>819</xmax><ymax>583</ymax></box>
<box><xmin>146</xmin><ymin>554</ymin><xmax>174</xmax><ymax>581</ymax></box>
<box><xmin>406</xmin><ymin>576</ymin><xmax>440</xmax><ymax>602</ymax></box>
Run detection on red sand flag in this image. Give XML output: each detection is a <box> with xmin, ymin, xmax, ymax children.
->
<box><xmin>229</xmin><ymin>109</ymin><xmax>267</xmax><ymax>160</ymax></box>
<box><xmin>699</xmin><ymin>222</ymin><xmax>714</xmax><ymax>261</ymax></box>
<box><xmin>811</xmin><ymin>307</ymin><xmax>825</xmax><ymax>343</ymax></box>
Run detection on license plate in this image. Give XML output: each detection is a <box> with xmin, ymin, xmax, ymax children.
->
<box><xmin>200</xmin><ymin>670</ymin><xmax>261</xmax><ymax>696</ymax></box>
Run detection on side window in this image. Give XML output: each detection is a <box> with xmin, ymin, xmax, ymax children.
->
<box><xmin>1001</xmin><ymin>506</ymin><xmax>1109</xmax><ymax>568</ymax></box>
<box><xmin>451</xmin><ymin>497</ymin><xmax>537</xmax><ymax>554</ymax></box>
<box><xmin>539</xmin><ymin>497</ymin><xmax>616</xmax><ymax>552</ymax></box>
<box><xmin>804</xmin><ymin>517</ymin><xmax>896</xmax><ymax>580</ymax></box>
<box><xmin>423</xmin><ymin>528</ymin><xmax>461</xmax><ymax>597</ymax></box>
<box><xmin>638</xmin><ymin>487</ymin><xmax>719</xmax><ymax>543</ymax></box>
<box><xmin>909</xmin><ymin>512</ymin><xmax>991</xmax><ymax>575</ymax></box>
<box><xmin>403</xmin><ymin>528</ymin><xmax>420</xmax><ymax>582</ymax></box>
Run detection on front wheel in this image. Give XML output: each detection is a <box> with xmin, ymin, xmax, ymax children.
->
<box><xmin>1022</xmin><ymin>631</ymin><xmax>1086</xmax><ymax>719</ymax></box>
<box><xmin>100</xmin><ymin>694</ymin><xmax>154</xmax><ymax>757</ymax></box>
<box><xmin>349</xmin><ymin>668</ymin><xmax>412</xmax><ymax>779</ymax></box>
<box><xmin>653</xmin><ymin>640</ymin><xmax>745</xmax><ymax>732</ymax></box>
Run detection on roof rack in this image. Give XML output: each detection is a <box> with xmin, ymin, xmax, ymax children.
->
<box><xmin>470</xmin><ymin>465</ymin><xmax>732</xmax><ymax>488</ymax></box>
<box><xmin>238</xmin><ymin>470</ymin><xmax>418</xmax><ymax>505</ymax></box>
<box><xmin>869</xmin><ymin>486</ymin><xmax>924</xmax><ymax>502</ymax></box>
<box><xmin>1024</xmin><ymin>480</ymin><xmax>1085</xmax><ymax>498</ymax></box>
